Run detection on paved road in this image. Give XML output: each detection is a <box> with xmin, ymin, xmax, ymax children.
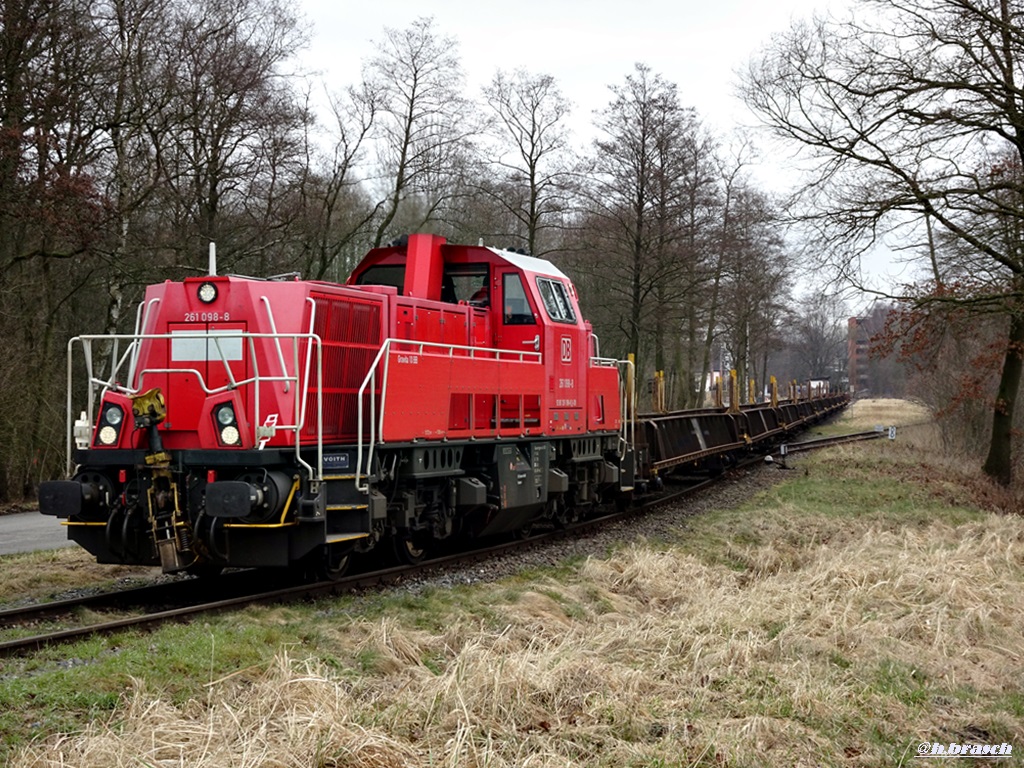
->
<box><xmin>0</xmin><ymin>510</ymin><xmax>74</xmax><ymax>555</ymax></box>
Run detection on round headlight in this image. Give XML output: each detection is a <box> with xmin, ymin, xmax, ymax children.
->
<box><xmin>104</xmin><ymin>405</ymin><xmax>123</xmax><ymax>426</ymax></box>
<box><xmin>220</xmin><ymin>425</ymin><xmax>240</xmax><ymax>446</ymax></box>
<box><xmin>198</xmin><ymin>282</ymin><xmax>218</xmax><ymax>304</ymax></box>
<box><xmin>98</xmin><ymin>426</ymin><xmax>118</xmax><ymax>445</ymax></box>
<box><xmin>216</xmin><ymin>404</ymin><xmax>235</xmax><ymax>425</ymax></box>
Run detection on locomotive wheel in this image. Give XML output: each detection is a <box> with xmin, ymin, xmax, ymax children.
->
<box><xmin>186</xmin><ymin>561</ymin><xmax>224</xmax><ymax>580</ymax></box>
<box><xmin>288</xmin><ymin>544</ymin><xmax>352</xmax><ymax>583</ymax></box>
<box><xmin>320</xmin><ymin>543</ymin><xmax>353</xmax><ymax>581</ymax></box>
<box><xmin>393</xmin><ymin>534</ymin><xmax>426</xmax><ymax>565</ymax></box>
<box><xmin>552</xmin><ymin>499</ymin><xmax>578</xmax><ymax>528</ymax></box>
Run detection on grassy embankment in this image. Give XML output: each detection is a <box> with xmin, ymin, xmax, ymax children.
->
<box><xmin>1</xmin><ymin>398</ymin><xmax>1023</xmax><ymax>767</ymax></box>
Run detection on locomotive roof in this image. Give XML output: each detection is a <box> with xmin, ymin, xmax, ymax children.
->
<box><xmin>486</xmin><ymin>247</ymin><xmax>569</xmax><ymax>281</ymax></box>
<box><xmin>349</xmin><ymin>237</ymin><xmax>572</xmax><ymax>285</ymax></box>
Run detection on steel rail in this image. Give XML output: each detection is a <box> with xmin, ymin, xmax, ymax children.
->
<box><xmin>0</xmin><ymin>464</ymin><xmax>743</xmax><ymax>658</ymax></box>
<box><xmin>0</xmin><ymin>569</ymin><xmax>280</xmax><ymax>630</ymax></box>
<box><xmin>2</xmin><ymin>417</ymin><xmax>865</xmax><ymax>658</ymax></box>
<box><xmin>780</xmin><ymin>429</ymin><xmax>887</xmax><ymax>454</ymax></box>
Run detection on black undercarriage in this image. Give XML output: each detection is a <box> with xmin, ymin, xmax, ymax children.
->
<box><xmin>39</xmin><ymin>433</ymin><xmax>632</xmax><ymax>579</ymax></box>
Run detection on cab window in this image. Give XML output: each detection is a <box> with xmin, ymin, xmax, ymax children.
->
<box><xmin>502</xmin><ymin>273</ymin><xmax>535</xmax><ymax>325</ymax></box>
<box><xmin>536</xmin><ymin>277</ymin><xmax>577</xmax><ymax>324</ymax></box>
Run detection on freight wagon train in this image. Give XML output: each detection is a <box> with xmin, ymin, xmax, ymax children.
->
<box><xmin>39</xmin><ymin>234</ymin><xmax>847</xmax><ymax>579</ymax></box>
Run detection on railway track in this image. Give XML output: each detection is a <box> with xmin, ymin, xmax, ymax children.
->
<box><xmin>779</xmin><ymin>428</ymin><xmax>890</xmax><ymax>456</ymax></box>
<box><xmin>1</xmin><ymin>412</ymin><xmax>880</xmax><ymax>659</ymax></box>
<box><xmin>0</xmin><ymin>470</ymin><xmax>723</xmax><ymax>658</ymax></box>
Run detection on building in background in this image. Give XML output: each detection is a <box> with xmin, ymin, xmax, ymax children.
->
<box><xmin>847</xmin><ymin>305</ymin><xmax>906</xmax><ymax>397</ymax></box>
<box><xmin>848</xmin><ymin>316</ymin><xmax>872</xmax><ymax>394</ymax></box>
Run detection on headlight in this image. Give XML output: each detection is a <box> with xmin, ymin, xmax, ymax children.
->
<box><xmin>212</xmin><ymin>401</ymin><xmax>241</xmax><ymax>446</ymax></box>
<box><xmin>95</xmin><ymin>403</ymin><xmax>125</xmax><ymax>447</ymax></box>
<box><xmin>198</xmin><ymin>282</ymin><xmax>218</xmax><ymax>304</ymax></box>
<box><xmin>216</xmin><ymin>404</ymin><xmax>235</xmax><ymax>426</ymax></box>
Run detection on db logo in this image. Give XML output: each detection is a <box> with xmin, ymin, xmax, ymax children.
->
<box><xmin>560</xmin><ymin>336</ymin><xmax>572</xmax><ymax>363</ymax></box>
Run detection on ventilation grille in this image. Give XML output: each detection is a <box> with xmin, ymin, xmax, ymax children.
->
<box><xmin>304</xmin><ymin>294</ymin><xmax>383</xmax><ymax>441</ymax></box>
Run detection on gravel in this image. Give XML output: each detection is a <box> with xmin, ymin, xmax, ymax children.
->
<box><xmin>391</xmin><ymin>463</ymin><xmax>786</xmax><ymax>594</ymax></box>
<box><xmin>4</xmin><ymin>463</ymin><xmax>788</xmax><ymax>610</ymax></box>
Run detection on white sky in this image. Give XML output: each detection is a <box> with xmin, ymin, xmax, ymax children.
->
<box><xmin>298</xmin><ymin>0</ymin><xmax>908</xmax><ymax>298</ymax></box>
<box><xmin>300</xmin><ymin>0</ymin><xmax>843</xmax><ymax>149</ymax></box>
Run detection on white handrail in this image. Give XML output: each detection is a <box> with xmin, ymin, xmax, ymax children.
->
<box><xmin>127</xmin><ymin>298</ymin><xmax>161</xmax><ymax>389</ymax></box>
<box><xmin>210</xmin><ymin>335</ymin><xmax>239</xmax><ymax>389</ymax></box>
<box><xmin>260</xmin><ymin>296</ymin><xmax>291</xmax><ymax>393</ymax></box>
<box><xmin>618</xmin><ymin>357</ymin><xmax>636</xmax><ymax>458</ymax></box>
<box><xmin>354</xmin><ymin>342</ymin><xmax>391</xmax><ymax>493</ymax></box>
<box><xmin>64</xmin><ymin>330</ymin><xmax>322</xmax><ymax>480</ymax></box>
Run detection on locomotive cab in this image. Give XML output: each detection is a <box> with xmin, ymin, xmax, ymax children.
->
<box><xmin>349</xmin><ymin>235</ymin><xmax>605</xmax><ymax>437</ymax></box>
<box><xmin>344</xmin><ymin>235</ymin><xmax>631</xmax><ymax>544</ymax></box>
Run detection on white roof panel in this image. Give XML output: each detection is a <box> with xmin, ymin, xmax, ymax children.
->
<box><xmin>486</xmin><ymin>247</ymin><xmax>569</xmax><ymax>280</ymax></box>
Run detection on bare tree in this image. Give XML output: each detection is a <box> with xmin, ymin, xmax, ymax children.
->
<box><xmin>0</xmin><ymin>0</ymin><xmax>105</xmax><ymax>271</ymax></box>
<box><xmin>788</xmin><ymin>290</ymin><xmax>850</xmax><ymax>383</ymax></box>
<box><xmin>584</xmin><ymin>64</ymin><xmax>701</xmax><ymax>371</ymax></box>
<box><xmin>364</xmin><ymin>17</ymin><xmax>474</xmax><ymax>247</ymax></box>
<box><xmin>159</xmin><ymin>0</ymin><xmax>307</xmax><ymax>269</ymax></box>
<box><xmin>298</xmin><ymin>82</ymin><xmax>379</xmax><ymax>280</ymax></box>
<box><xmin>478</xmin><ymin>69</ymin><xmax>576</xmax><ymax>256</ymax></box>
<box><xmin>742</xmin><ymin>0</ymin><xmax>1024</xmax><ymax>484</ymax></box>
<box><xmin>717</xmin><ymin>186</ymin><xmax>792</xmax><ymax>396</ymax></box>
<box><xmin>670</xmin><ymin>125</ymin><xmax>720</xmax><ymax>408</ymax></box>
<box><xmin>0</xmin><ymin>0</ymin><xmax>110</xmax><ymax>498</ymax></box>
<box><xmin>90</xmin><ymin>0</ymin><xmax>180</xmax><ymax>333</ymax></box>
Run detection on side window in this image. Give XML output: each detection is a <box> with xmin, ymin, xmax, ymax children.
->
<box><xmin>502</xmin><ymin>273</ymin><xmax>535</xmax><ymax>325</ymax></box>
<box><xmin>536</xmin><ymin>277</ymin><xmax>577</xmax><ymax>324</ymax></box>
<box><xmin>442</xmin><ymin>263</ymin><xmax>489</xmax><ymax>304</ymax></box>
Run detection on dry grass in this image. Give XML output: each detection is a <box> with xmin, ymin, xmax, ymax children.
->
<box><xmin>15</xmin><ymin>517</ymin><xmax>1024</xmax><ymax>766</ymax></box>
<box><xmin>10</xmin><ymin>399</ymin><xmax>1024</xmax><ymax>767</ymax></box>
<box><xmin>837</xmin><ymin>399</ymin><xmax>1024</xmax><ymax>516</ymax></box>
<box><xmin>0</xmin><ymin>548</ymin><xmax>159</xmax><ymax>606</ymax></box>
<box><xmin>824</xmin><ymin>397</ymin><xmax>942</xmax><ymax>457</ymax></box>
<box><xmin>15</xmin><ymin>652</ymin><xmax>421</xmax><ymax>767</ymax></box>
<box><xmin>840</xmin><ymin>398</ymin><xmax>933</xmax><ymax>432</ymax></box>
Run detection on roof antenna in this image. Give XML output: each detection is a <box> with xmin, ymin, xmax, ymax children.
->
<box><xmin>208</xmin><ymin>242</ymin><xmax>217</xmax><ymax>276</ymax></box>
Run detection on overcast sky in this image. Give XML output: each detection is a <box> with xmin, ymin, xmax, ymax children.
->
<box><xmin>300</xmin><ymin>0</ymin><xmax>845</xmax><ymax>147</ymax></box>
<box><xmin>298</xmin><ymin>0</ymin><xmax>908</xmax><ymax>297</ymax></box>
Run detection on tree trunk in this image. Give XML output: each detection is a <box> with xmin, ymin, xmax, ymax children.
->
<box><xmin>982</xmin><ymin>308</ymin><xmax>1024</xmax><ymax>485</ymax></box>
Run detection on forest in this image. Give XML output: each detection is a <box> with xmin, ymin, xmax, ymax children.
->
<box><xmin>9</xmin><ymin>0</ymin><xmax>1024</xmax><ymax>495</ymax></box>
<box><xmin>0</xmin><ymin>0</ymin><xmax>860</xmax><ymax>502</ymax></box>
<box><xmin>22</xmin><ymin>0</ymin><xmax>1024</xmax><ymax>509</ymax></box>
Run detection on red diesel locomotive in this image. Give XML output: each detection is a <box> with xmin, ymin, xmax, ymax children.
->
<box><xmin>39</xmin><ymin>234</ymin><xmax>633</xmax><ymax>578</ymax></box>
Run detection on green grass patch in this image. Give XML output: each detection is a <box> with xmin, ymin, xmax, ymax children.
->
<box><xmin>0</xmin><ymin>613</ymin><xmax>295</xmax><ymax>757</ymax></box>
<box><xmin>3</xmin><ymin>401</ymin><xmax>1023</xmax><ymax>767</ymax></box>
<box><xmin>872</xmin><ymin>658</ymin><xmax>930</xmax><ymax>707</ymax></box>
